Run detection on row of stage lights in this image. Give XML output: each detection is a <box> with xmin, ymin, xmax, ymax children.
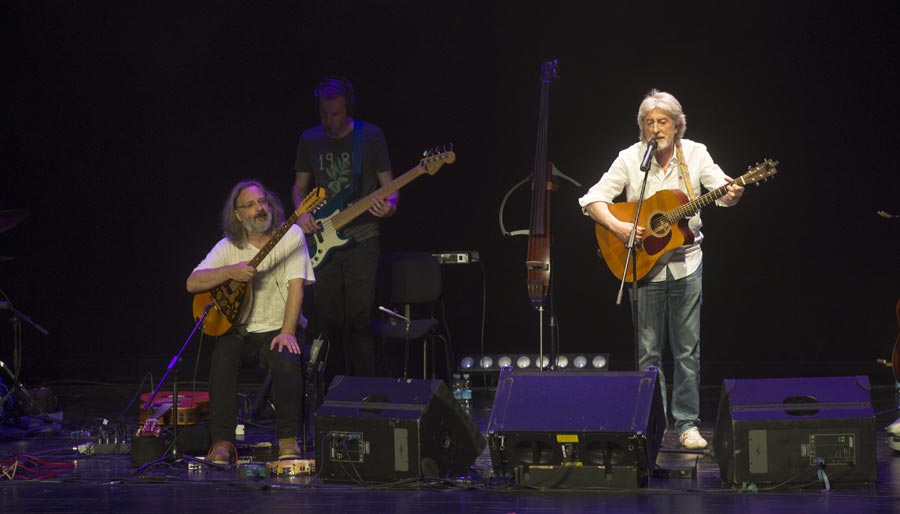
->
<box><xmin>458</xmin><ymin>353</ymin><xmax>610</xmax><ymax>372</ymax></box>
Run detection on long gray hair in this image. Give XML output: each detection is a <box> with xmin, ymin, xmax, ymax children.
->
<box><xmin>221</xmin><ymin>180</ymin><xmax>286</xmax><ymax>249</ymax></box>
<box><xmin>636</xmin><ymin>89</ymin><xmax>687</xmax><ymax>144</ymax></box>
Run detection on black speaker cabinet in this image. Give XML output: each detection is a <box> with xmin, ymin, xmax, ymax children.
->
<box><xmin>714</xmin><ymin>375</ymin><xmax>876</xmax><ymax>487</ymax></box>
<box><xmin>315</xmin><ymin>375</ymin><xmax>486</xmax><ymax>483</ymax></box>
<box><xmin>487</xmin><ymin>366</ymin><xmax>665</xmax><ymax>489</ymax></box>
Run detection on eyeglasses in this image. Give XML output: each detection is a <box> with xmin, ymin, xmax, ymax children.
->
<box><xmin>236</xmin><ymin>197</ymin><xmax>269</xmax><ymax>210</ymax></box>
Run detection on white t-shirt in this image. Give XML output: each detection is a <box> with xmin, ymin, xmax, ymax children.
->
<box><xmin>578</xmin><ymin>139</ymin><xmax>732</xmax><ymax>281</ymax></box>
<box><xmin>194</xmin><ymin>225</ymin><xmax>315</xmax><ymax>333</ymax></box>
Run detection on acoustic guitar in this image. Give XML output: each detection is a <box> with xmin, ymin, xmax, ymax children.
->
<box><xmin>877</xmin><ymin>300</ymin><xmax>900</xmax><ymax>384</ymax></box>
<box><xmin>307</xmin><ymin>147</ymin><xmax>455</xmax><ymax>270</ymax></box>
<box><xmin>137</xmin><ymin>391</ymin><xmax>210</xmax><ymax>436</ymax></box>
<box><xmin>192</xmin><ymin>187</ymin><xmax>326</xmax><ymax>336</ymax></box>
<box><xmin>893</xmin><ymin>300</ymin><xmax>900</xmax><ymax>383</ymax></box>
<box><xmin>595</xmin><ymin>159</ymin><xmax>778</xmax><ymax>282</ymax></box>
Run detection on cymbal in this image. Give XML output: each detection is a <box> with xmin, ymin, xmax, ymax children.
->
<box><xmin>0</xmin><ymin>209</ymin><xmax>28</xmax><ymax>234</ymax></box>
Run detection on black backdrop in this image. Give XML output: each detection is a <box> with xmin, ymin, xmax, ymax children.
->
<box><xmin>2</xmin><ymin>2</ymin><xmax>899</xmax><ymax>385</ymax></box>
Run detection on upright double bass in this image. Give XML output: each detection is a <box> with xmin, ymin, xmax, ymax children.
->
<box><xmin>525</xmin><ymin>59</ymin><xmax>559</xmax><ymax>308</ymax></box>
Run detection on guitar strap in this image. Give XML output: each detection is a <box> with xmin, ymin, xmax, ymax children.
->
<box><xmin>675</xmin><ymin>144</ymin><xmax>696</xmax><ymax>201</ymax></box>
<box><xmin>351</xmin><ymin>120</ymin><xmax>364</xmax><ymax>194</ymax></box>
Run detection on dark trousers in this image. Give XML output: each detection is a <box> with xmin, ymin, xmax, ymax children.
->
<box><xmin>208</xmin><ymin>329</ymin><xmax>302</xmax><ymax>443</ymax></box>
<box><xmin>314</xmin><ymin>237</ymin><xmax>379</xmax><ymax>377</ymax></box>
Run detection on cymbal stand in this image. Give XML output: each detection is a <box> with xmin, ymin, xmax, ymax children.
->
<box><xmin>0</xmin><ymin>300</ymin><xmax>49</xmax><ymax>425</ymax></box>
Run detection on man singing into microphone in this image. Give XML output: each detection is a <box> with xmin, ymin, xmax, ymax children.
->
<box><xmin>578</xmin><ymin>89</ymin><xmax>743</xmax><ymax>450</ymax></box>
<box><xmin>187</xmin><ymin>180</ymin><xmax>315</xmax><ymax>464</ymax></box>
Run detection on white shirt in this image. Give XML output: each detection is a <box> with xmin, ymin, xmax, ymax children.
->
<box><xmin>194</xmin><ymin>225</ymin><xmax>315</xmax><ymax>333</ymax></box>
<box><xmin>578</xmin><ymin>139</ymin><xmax>732</xmax><ymax>281</ymax></box>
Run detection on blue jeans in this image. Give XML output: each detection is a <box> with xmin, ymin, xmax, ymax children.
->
<box><xmin>631</xmin><ymin>263</ymin><xmax>702</xmax><ymax>435</ymax></box>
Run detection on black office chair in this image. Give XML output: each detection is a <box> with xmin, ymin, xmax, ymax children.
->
<box><xmin>374</xmin><ymin>252</ymin><xmax>452</xmax><ymax>379</ymax></box>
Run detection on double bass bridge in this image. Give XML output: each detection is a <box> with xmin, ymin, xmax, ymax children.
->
<box><xmin>526</xmin><ymin>260</ymin><xmax>550</xmax><ymax>271</ymax></box>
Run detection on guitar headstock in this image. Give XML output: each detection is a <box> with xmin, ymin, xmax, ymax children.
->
<box><xmin>740</xmin><ymin>159</ymin><xmax>779</xmax><ymax>187</ymax></box>
<box><xmin>540</xmin><ymin>59</ymin><xmax>559</xmax><ymax>83</ymax></box>
<box><xmin>299</xmin><ymin>186</ymin><xmax>327</xmax><ymax>214</ymax></box>
<box><xmin>420</xmin><ymin>144</ymin><xmax>456</xmax><ymax>175</ymax></box>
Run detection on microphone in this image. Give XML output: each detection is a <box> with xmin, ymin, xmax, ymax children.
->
<box><xmin>378</xmin><ymin>305</ymin><xmax>410</xmax><ymax>323</ymax></box>
<box><xmin>640</xmin><ymin>139</ymin><xmax>658</xmax><ymax>172</ymax></box>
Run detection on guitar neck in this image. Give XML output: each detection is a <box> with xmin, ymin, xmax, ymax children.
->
<box><xmin>330</xmin><ymin>164</ymin><xmax>426</xmax><ymax>230</ymax></box>
<box><xmin>665</xmin><ymin>176</ymin><xmax>745</xmax><ymax>224</ymax></box>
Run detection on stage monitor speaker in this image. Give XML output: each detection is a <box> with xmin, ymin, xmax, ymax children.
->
<box><xmin>487</xmin><ymin>366</ymin><xmax>665</xmax><ymax>489</ymax></box>
<box><xmin>713</xmin><ymin>375</ymin><xmax>876</xmax><ymax>487</ymax></box>
<box><xmin>315</xmin><ymin>375</ymin><xmax>486</xmax><ymax>483</ymax></box>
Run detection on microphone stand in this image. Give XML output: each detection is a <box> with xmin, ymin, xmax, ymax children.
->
<box><xmin>141</xmin><ymin>302</ymin><xmax>213</xmax><ymax>460</ymax></box>
<box><xmin>303</xmin><ymin>334</ymin><xmax>327</xmax><ymax>456</ymax></box>
<box><xmin>615</xmin><ymin>141</ymin><xmax>655</xmax><ymax>371</ymax></box>
<box><xmin>0</xmin><ymin>301</ymin><xmax>49</xmax><ymax>335</ymax></box>
<box><xmin>0</xmin><ymin>301</ymin><xmax>49</xmax><ymax>422</ymax></box>
<box><xmin>379</xmin><ymin>306</ymin><xmax>412</xmax><ymax>378</ymax></box>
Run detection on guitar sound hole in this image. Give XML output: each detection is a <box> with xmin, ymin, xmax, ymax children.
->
<box><xmin>648</xmin><ymin>213</ymin><xmax>670</xmax><ymax>236</ymax></box>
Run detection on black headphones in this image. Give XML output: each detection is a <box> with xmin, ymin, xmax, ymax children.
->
<box><xmin>314</xmin><ymin>76</ymin><xmax>356</xmax><ymax>116</ymax></box>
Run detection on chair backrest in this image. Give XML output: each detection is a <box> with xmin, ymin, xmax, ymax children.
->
<box><xmin>383</xmin><ymin>252</ymin><xmax>442</xmax><ymax>305</ymax></box>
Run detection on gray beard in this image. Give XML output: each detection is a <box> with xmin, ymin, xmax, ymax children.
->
<box><xmin>241</xmin><ymin>213</ymin><xmax>272</xmax><ymax>235</ymax></box>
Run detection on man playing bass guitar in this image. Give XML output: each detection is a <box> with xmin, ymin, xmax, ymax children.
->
<box><xmin>578</xmin><ymin>89</ymin><xmax>744</xmax><ymax>450</ymax></box>
<box><xmin>292</xmin><ymin>76</ymin><xmax>397</xmax><ymax>378</ymax></box>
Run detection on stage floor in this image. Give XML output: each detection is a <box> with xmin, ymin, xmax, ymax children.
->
<box><xmin>1</xmin><ymin>379</ymin><xmax>900</xmax><ymax>514</ymax></box>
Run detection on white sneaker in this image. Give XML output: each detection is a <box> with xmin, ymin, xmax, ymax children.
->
<box><xmin>887</xmin><ymin>418</ymin><xmax>900</xmax><ymax>436</ymax></box>
<box><xmin>680</xmin><ymin>427</ymin><xmax>708</xmax><ymax>450</ymax></box>
<box><xmin>888</xmin><ymin>418</ymin><xmax>900</xmax><ymax>452</ymax></box>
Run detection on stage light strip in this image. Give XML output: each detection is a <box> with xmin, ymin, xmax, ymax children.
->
<box><xmin>458</xmin><ymin>353</ymin><xmax>609</xmax><ymax>372</ymax></box>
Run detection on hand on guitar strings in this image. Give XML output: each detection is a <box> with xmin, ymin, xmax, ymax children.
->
<box><xmin>270</xmin><ymin>331</ymin><xmax>302</xmax><ymax>355</ymax></box>
<box><xmin>296</xmin><ymin>212</ymin><xmax>321</xmax><ymax>234</ymax></box>
<box><xmin>614</xmin><ymin>220</ymin><xmax>644</xmax><ymax>244</ymax></box>
<box><xmin>227</xmin><ymin>262</ymin><xmax>256</xmax><ymax>282</ymax></box>
<box><xmin>368</xmin><ymin>195</ymin><xmax>396</xmax><ymax>218</ymax></box>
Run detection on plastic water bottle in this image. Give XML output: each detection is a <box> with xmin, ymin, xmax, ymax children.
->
<box><xmin>461</xmin><ymin>373</ymin><xmax>472</xmax><ymax>409</ymax></box>
<box><xmin>451</xmin><ymin>373</ymin><xmax>463</xmax><ymax>405</ymax></box>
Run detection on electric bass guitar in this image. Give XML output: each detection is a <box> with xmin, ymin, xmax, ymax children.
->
<box><xmin>595</xmin><ymin>159</ymin><xmax>778</xmax><ymax>282</ymax></box>
<box><xmin>192</xmin><ymin>187</ymin><xmax>326</xmax><ymax>336</ymax></box>
<box><xmin>307</xmin><ymin>147</ymin><xmax>456</xmax><ymax>269</ymax></box>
